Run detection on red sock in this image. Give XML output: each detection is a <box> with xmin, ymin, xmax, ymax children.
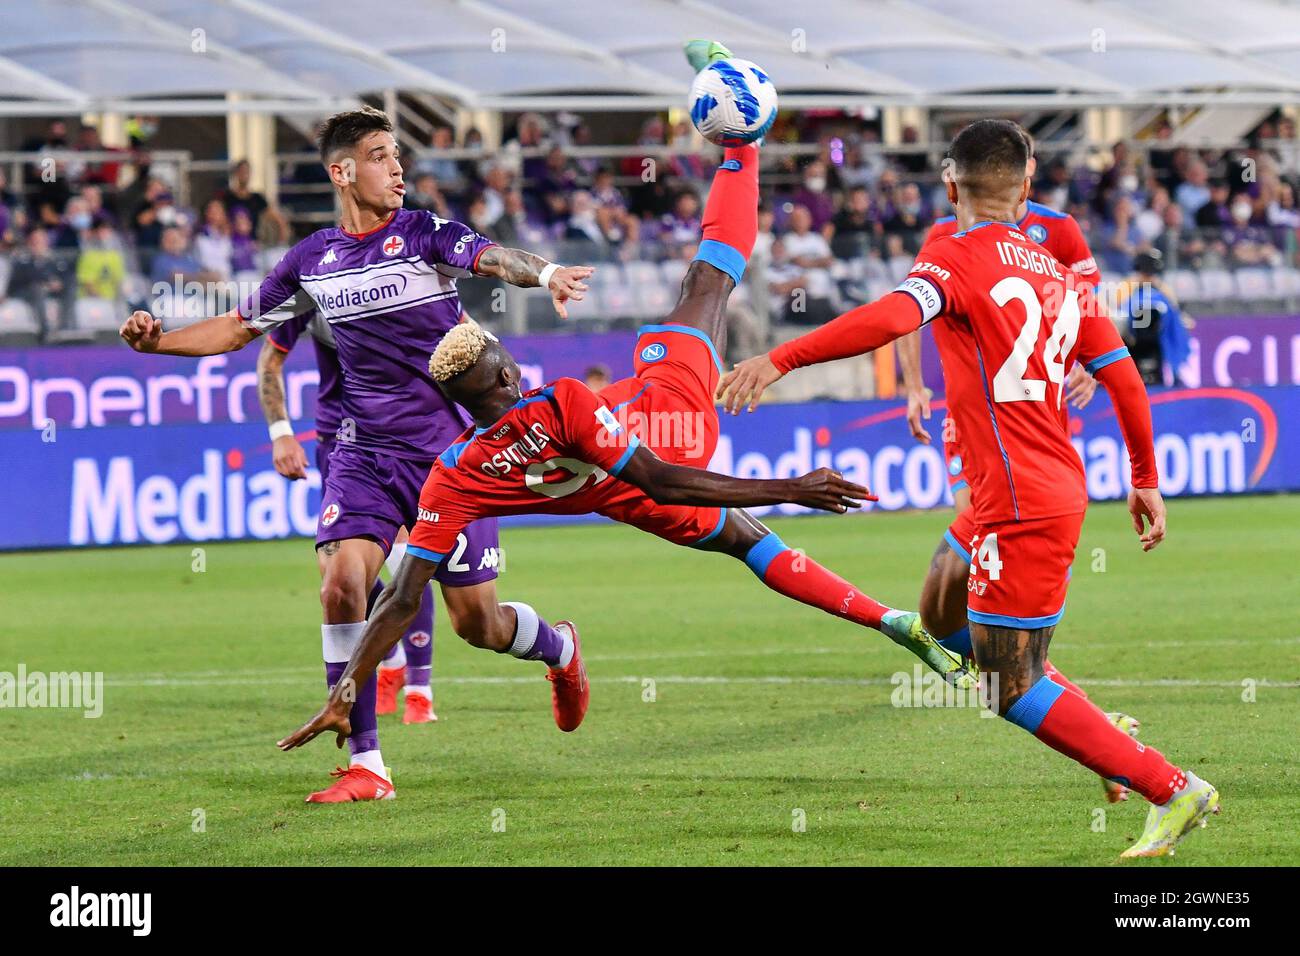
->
<box><xmin>699</xmin><ymin>145</ymin><xmax>759</xmax><ymax>260</ymax></box>
<box><xmin>1010</xmin><ymin>676</ymin><xmax>1185</xmax><ymax>804</ymax></box>
<box><xmin>1043</xmin><ymin>658</ymin><xmax>1087</xmax><ymax>699</ymax></box>
<box><xmin>748</xmin><ymin>535</ymin><xmax>888</xmax><ymax>630</ymax></box>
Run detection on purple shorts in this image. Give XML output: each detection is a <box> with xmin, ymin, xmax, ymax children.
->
<box><xmin>318</xmin><ymin>443</ymin><xmax>500</xmax><ymax>587</ymax></box>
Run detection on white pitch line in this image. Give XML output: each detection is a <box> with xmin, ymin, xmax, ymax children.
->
<box><xmin>100</xmin><ymin>673</ymin><xmax>1300</xmax><ymax>690</ymax></box>
<box><xmin>102</xmin><ymin>634</ymin><xmax>1300</xmax><ymax>683</ymax></box>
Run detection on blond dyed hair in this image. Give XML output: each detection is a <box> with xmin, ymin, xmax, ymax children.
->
<box><xmin>430</xmin><ymin>319</ymin><xmax>494</xmax><ymax>382</ymax></box>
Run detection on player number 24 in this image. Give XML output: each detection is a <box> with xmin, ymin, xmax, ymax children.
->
<box><xmin>970</xmin><ymin>533</ymin><xmax>1003</xmax><ymax>581</ymax></box>
<box><xmin>990</xmin><ymin>276</ymin><xmax>1080</xmax><ymax>408</ymax></box>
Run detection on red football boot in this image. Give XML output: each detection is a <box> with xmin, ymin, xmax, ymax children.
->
<box><xmin>305</xmin><ymin>765</ymin><xmax>395</xmax><ymax>803</ymax></box>
<box><xmin>545</xmin><ymin>621</ymin><xmax>588</xmax><ymax>732</ymax></box>
<box><xmin>402</xmin><ymin>691</ymin><xmax>438</xmax><ymax>725</ymax></box>
<box><xmin>376</xmin><ymin>665</ymin><xmax>406</xmax><ymax>715</ymax></box>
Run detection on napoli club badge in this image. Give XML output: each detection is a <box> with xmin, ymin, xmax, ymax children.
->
<box><xmin>382</xmin><ymin>234</ymin><xmax>405</xmax><ymax>256</ymax></box>
<box><xmin>640</xmin><ymin>342</ymin><xmax>667</xmax><ymax>363</ymax></box>
<box><xmin>1027</xmin><ymin>223</ymin><xmax>1047</xmax><ymax>244</ymax></box>
<box><xmin>321</xmin><ymin>502</ymin><xmax>341</xmax><ymax>527</ymax></box>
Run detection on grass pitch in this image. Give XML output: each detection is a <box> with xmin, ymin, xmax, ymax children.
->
<box><xmin>1</xmin><ymin>495</ymin><xmax>1296</xmax><ymax>866</ymax></box>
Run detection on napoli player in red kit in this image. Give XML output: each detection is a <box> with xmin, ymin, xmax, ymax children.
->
<box><xmin>279</xmin><ymin>138</ymin><xmax>977</xmax><ymax>760</ymax></box>
<box><xmin>898</xmin><ymin>126</ymin><xmax>1141</xmax><ymax>805</ymax></box>
<box><xmin>718</xmin><ymin>121</ymin><xmax>1219</xmax><ymax>858</ymax></box>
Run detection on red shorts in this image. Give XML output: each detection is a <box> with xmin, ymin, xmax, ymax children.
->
<box><xmin>965</xmin><ymin>512</ymin><xmax>1084</xmax><ymax>629</ymax></box>
<box><xmin>595</xmin><ymin>323</ymin><xmax>727</xmax><ymax>547</ymax></box>
<box><xmin>599</xmin><ymin>323</ymin><xmax>722</xmax><ymax>470</ymax></box>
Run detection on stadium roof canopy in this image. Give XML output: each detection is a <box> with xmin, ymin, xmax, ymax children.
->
<box><xmin>5</xmin><ymin>0</ymin><xmax>1300</xmax><ymax>116</ymax></box>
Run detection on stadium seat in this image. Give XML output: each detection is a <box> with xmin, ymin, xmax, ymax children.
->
<box><xmin>74</xmin><ymin>297</ymin><xmax>122</xmax><ymax>333</ymax></box>
<box><xmin>886</xmin><ymin>256</ymin><xmax>914</xmax><ymax>283</ymax></box>
<box><xmin>1198</xmin><ymin>269</ymin><xmax>1235</xmax><ymax>301</ymax></box>
<box><xmin>0</xmin><ymin>256</ymin><xmax>11</xmax><ymax>298</ymax></box>
<box><xmin>258</xmin><ymin>246</ymin><xmax>290</xmax><ymax>272</ymax></box>
<box><xmin>659</xmin><ymin>258</ymin><xmax>687</xmax><ymax>289</ymax></box>
<box><xmin>1270</xmin><ymin>266</ymin><xmax>1300</xmax><ymax>298</ymax></box>
<box><xmin>1170</xmin><ymin>269</ymin><xmax>1200</xmax><ymax>303</ymax></box>
<box><xmin>0</xmin><ymin>298</ymin><xmax>41</xmax><ymax>338</ymax></box>
<box><xmin>1235</xmin><ymin>268</ymin><xmax>1273</xmax><ymax>301</ymax></box>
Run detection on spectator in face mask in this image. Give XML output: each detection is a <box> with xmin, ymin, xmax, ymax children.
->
<box><xmin>1223</xmin><ymin>195</ymin><xmax>1281</xmax><ymax>266</ymax></box>
<box><xmin>883</xmin><ymin>182</ymin><xmax>926</xmax><ymax>253</ymax></box>
<box><xmin>793</xmin><ymin>160</ymin><xmax>836</xmax><ymax>231</ymax></box>
<box><xmin>59</xmin><ymin>196</ymin><xmax>93</xmax><ymax>250</ymax></box>
<box><xmin>1195</xmin><ymin>180</ymin><xmax>1233</xmax><ymax>228</ymax></box>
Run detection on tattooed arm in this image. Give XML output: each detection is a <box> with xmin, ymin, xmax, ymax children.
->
<box><xmin>473</xmin><ymin>246</ymin><xmax>594</xmax><ymax>320</ymax></box>
<box><xmin>256</xmin><ymin>337</ymin><xmax>309</xmax><ymax>480</ymax></box>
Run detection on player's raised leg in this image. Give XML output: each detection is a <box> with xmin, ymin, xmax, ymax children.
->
<box><xmin>696</xmin><ymin>509</ymin><xmax>975</xmax><ymax>686</ymax></box>
<box><xmin>655</xmin><ymin>138</ymin><xmax>761</xmax><ymax>352</ymax></box>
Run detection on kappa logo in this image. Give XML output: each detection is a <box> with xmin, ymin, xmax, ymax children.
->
<box><xmin>640</xmin><ymin>342</ymin><xmax>667</xmax><ymax>363</ymax></box>
<box><xmin>321</xmin><ymin>502</ymin><xmax>341</xmax><ymax>527</ymax></box>
<box><xmin>1026</xmin><ymin>223</ymin><xmax>1048</xmax><ymax>244</ymax></box>
<box><xmin>319</xmin><ymin>248</ymin><xmax>338</xmax><ymax>266</ymax></box>
<box><xmin>382</xmin><ymin>235</ymin><xmax>405</xmax><ymax>256</ymax></box>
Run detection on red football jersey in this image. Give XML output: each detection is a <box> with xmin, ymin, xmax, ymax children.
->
<box><xmin>406</xmin><ymin>378</ymin><xmax>642</xmax><ymax>561</ymax></box>
<box><xmin>900</xmin><ymin>221</ymin><xmax>1129</xmax><ymax>524</ymax></box>
<box><xmin>927</xmin><ymin>200</ymin><xmax>1100</xmax><ymax>285</ymax></box>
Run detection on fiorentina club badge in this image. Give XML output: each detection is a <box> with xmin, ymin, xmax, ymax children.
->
<box><xmin>321</xmin><ymin>502</ymin><xmax>341</xmax><ymax>527</ymax></box>
<box><xmin>382</xmin><ymin>234</ymin><xmax>405</xmax><ymax>256</ymax></box>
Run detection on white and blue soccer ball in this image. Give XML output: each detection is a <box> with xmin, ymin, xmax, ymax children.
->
<box><xmin>688</xmin><ymin>57</ymin><xmax>778</xmax><ymax>146</ymax></box>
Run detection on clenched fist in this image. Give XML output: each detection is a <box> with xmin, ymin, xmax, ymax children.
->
<box><xmin>120</xmin><ymin>310</ymin><xmax>162</xmax><ymax>353</ymax></box>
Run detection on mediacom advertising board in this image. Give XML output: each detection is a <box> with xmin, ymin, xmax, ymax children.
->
<box><xmin>1</xmin><ymin>339</ymin><xmax>1294</xmax><ymax>550</ymax></box>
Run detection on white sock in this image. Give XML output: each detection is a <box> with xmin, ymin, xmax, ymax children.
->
<box><xmin>555</xmin><ymin>624</ymin><xmax>575</xmax><ymax>669</ymax></box>
<box><xmin>503</xmin><ymin>602</ymin><xmax>573</xmax><ymax>669</ymax></box>
<box><xmin>404</xmin><ymin>685</ymin><xmax>433</xmax><ymax>700</ymax></box>
<box><xmin>381</xmin><ymin>642</ymin><xmax>407</xmax><ymax>670</ymax></box>
<box><xmin>385</xmin><ymin>541</ymin><xmax>408</xmax><ymax>577</ymax></box>
<box><xmin>321</xmin><ymin>621</ymin><xmax>366</xmax><ymax>665</ymax></box>
<box><xmin>350</xmin><ymin>749</ymin><xmax>388</xmax><ymax>780</ymax></box>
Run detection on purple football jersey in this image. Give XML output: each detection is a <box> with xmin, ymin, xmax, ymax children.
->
<box><xmin>240</xmin><ymin>208</ymin><xmax>495</xmax><ymax>459</ymax></box>
<box><xmin>267</xmin><ymin>310</ymin><xmax>343</xmax><ymax>438</ymax></box>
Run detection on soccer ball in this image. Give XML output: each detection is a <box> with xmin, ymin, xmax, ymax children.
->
<box><xmin>688</xmin><ymin>58</ymin><xmax>778</xmax><ymax>146</ymax></box>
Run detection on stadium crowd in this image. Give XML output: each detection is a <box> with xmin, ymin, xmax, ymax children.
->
<box><xmin>3</xmin><ymin>112</ymin><xmax>1300</xmax><ymax>343</ymax></box>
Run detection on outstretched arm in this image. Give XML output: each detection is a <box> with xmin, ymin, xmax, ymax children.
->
<box><xmin>616</xmin><ymin>444</ymin><xmax>875</xmax><ymax>513</ymax></box>
<box><xmin>474</xmin><ymin>246</ymin><xmax>593</xmax><ymax>320</ymax></box>
<box><xmin>717</xmin><ymin>292</ymin><xmax>923</xmax><ymax>414</ymax></box>
<box><xmin>277</xmin><ymin>555</ymin><xmax>438</xmax><ymax>751</ymax></box>
<box><xmin>120</xmin><ymin>308</ymin><xmax>257</xmax><ymax>355</ymax></box>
